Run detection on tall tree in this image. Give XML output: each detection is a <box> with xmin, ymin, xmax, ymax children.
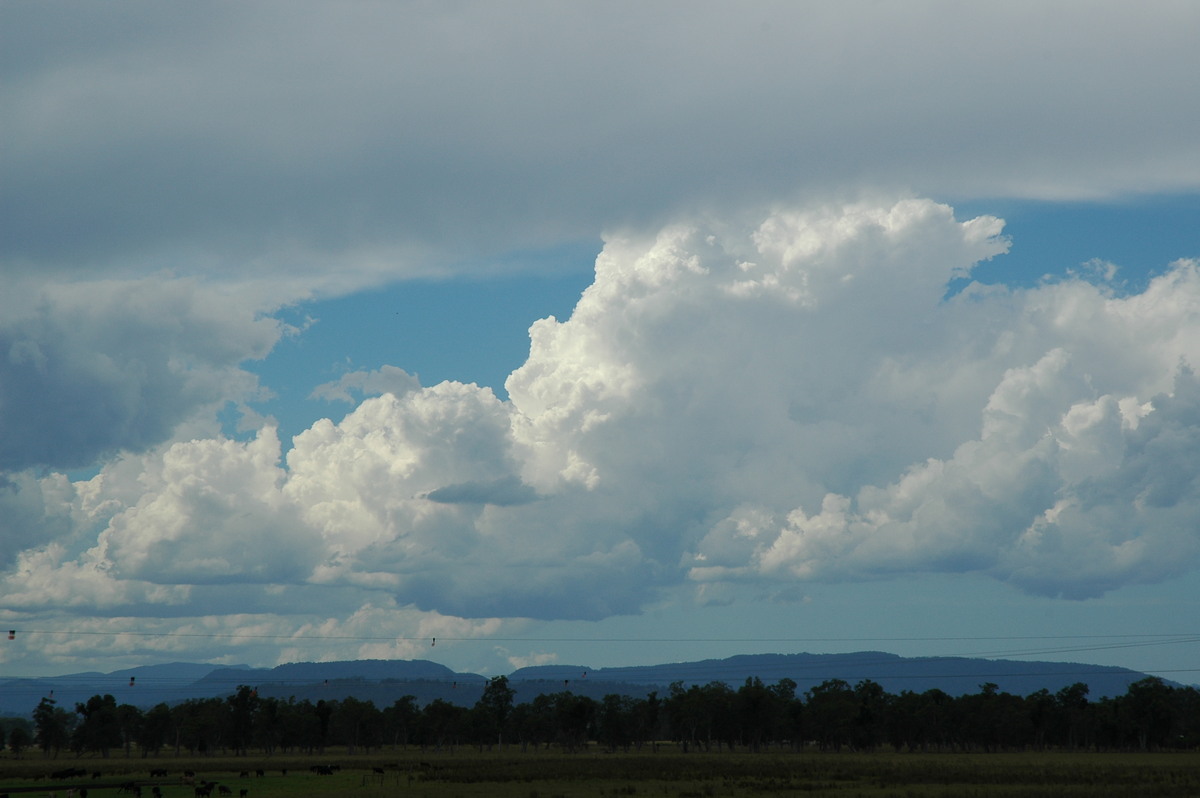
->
<box><xmin>805</xmin><ymin>679</ymin><xmax>856</xmax><ymax>751</ymax></box>
<box><xmin>552</xmin><ymin>692</ymin><xmax>596</xmax><ymax>752</ymax></box>
<box><xmin>422</xmin><ymin>698</ymin><xmax>469</xmax><ymax>751</ymax></box>
<box><xmin>73</xmin><ymin>694</ymin><xmax>123</xmax><ymax>757</ymax></box>
<box><xmin>383</xmin><ymin>695</ymin><xmax>419</xmax><ymax>750</ymax></box>
<box><xmin>33</xmin><ymin>696</ymin><xmax>73</xmax><ymax>758</ymax></box>
<box><xmin>227</xmin><ymin>685</ymin><xmax>259</xmax><ymax>755</ymax></box>
<box><xmin>1124</xmin><ymin>677</ymin><xmax>1175</xmax><ymax>751</ymax></box>
<box><xmin>475</xmin><ymin>675</ymin><xmax>517</xmax><ymax>747</ymax></box>
<box><xmin>331</xmin><ymin>696</ymin><xmax>383</xmax><ymax>753</ymax></box>
<box><xmin>116</xmin><ymin>702</ymin><xmax>143</xmax><ymax>757</ymax></box>
<box><xmin>138</xmin><ymin>702</ymin><xmax>173</xmax><ymax>756</ymax></box>
<box><xmin>1054</xmin><ymin>682</ymin><xmax>1091</xmax><ymax>750</ymax></box>
<box><xmin>852</xmin><ymin>679</ymin><xmax>890</xmax><ymax>751</ymax></box>
<box><xmin>597</xmin><ymin>694</ymin><xmax>635</xmax><ymax>752</ymax></box>
<box><xmin>734</xmin><ymin>677</ymin><xmax>775</xmax><ymax>752</ymax></box>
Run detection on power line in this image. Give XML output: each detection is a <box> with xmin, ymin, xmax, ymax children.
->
<box><xmin>8</xmin><ymin>628</ymin><xmax>1200</xmax><ymax>644</ymax></box>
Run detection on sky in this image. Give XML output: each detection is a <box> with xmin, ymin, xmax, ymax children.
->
<box><xmin>3</xmin><ymin>1</ymin><xmax>1200</xmax><ymax>686</ymax></box>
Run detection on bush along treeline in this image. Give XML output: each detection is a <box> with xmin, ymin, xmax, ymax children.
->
<box><xmin>14</xmin><ymin>675</ymin><xmax>1200</xmax><ymax>758</ymax></box>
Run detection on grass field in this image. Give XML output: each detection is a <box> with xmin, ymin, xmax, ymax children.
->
<box><xmin>4</xmin><ymin>748</ymin><xmax>1200</xmax><ymax>797</ymax></box>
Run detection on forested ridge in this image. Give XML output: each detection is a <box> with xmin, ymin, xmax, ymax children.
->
<box><xmin>5</xmin><ymin>673</ymin><xmax>1199</xmax><ymax>759</ymax></box>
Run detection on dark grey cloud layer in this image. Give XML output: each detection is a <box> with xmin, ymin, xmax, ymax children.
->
<box><xmin>4</xmin><ymin>2</ymin><xmax>1199</xmax><ymax>284</ymax></box>
<box><xmin>0</xmin><ymin>279</ymin><xmax>278</xmax><ymax>471</ymax></box>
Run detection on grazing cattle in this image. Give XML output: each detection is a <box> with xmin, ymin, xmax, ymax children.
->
<box><xmin>254</xmin><ymin>769</ymin><xmax>264</xmax><ymax>778</ymax></box>
<box><xmin>239</xmin><ymin>792</ymin><xmax>248</xmax><ymax>798</ymax></box>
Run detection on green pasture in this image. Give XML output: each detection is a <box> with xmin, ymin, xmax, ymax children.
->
<box><xmin>3</xmin><ymin>748</ymin><xmax>1200</xmax><ymax>797</ymax></box>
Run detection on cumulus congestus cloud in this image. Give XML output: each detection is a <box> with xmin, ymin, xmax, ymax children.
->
<box><xmin>5</xmin><ymin>199</ymin><xmax>1200</xmax><ymax>624</ymax></box>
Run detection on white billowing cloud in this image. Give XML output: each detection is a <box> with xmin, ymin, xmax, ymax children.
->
<box><xmin>689</xmin><ymin>256</ymin><xmax>1200</xmax><ymax>599</ymax></box>
<box><xmin>0</xmin><ymin>543</ymin><xmax>190</xmax><ymax>612</ymax></box>
<box><xmin>96</xmin><ymin>427</ymin><xmax>314</xmax><ymax>585</ymax></box>
<box><xmin>508</xmin><ymin>200</ymin><xmax>1010</xmax><ymax>511</ymax></box>
<box><xmin>7</xmin><ymin>199</ymin><xmax>1200</xmax><ymax>640</ymax></box>
<box><xmin>285</xmin><ymin>382</ymin><xmax>519</xmax><ymax>573</ymax></box>
<box><xmin>0</xmin><ymin>428</ymin><xmax>308</xmax><ymax>613</ymax></box>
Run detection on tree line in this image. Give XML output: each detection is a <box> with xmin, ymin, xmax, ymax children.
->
<box><xmin>7</xmin><ymin>674</ymin><xmax>1200</xmax><ymax>758</ymax></box>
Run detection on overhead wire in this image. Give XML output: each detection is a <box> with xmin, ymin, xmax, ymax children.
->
<box><xmin>7</xmin><ymin>627</ymin><xmax>1200</xmax><ymax>644</ymax></box>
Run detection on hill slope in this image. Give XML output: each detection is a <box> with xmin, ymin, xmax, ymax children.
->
<box><xmin>0</xmin><ymin>651</ymin><xmax>1166</xmax><ymax>716</ymax></box>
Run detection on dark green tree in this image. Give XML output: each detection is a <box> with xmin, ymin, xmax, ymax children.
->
<box><xmin>475</xmin><ymin>675</ymin><xmax>517</xmax><ymax>747</ymax></box>
<box><xmin>1054</xmin><ymin>682</ymin><xmax>1091</xmax><ymax>750</ymax></box>
<box><xmin>805</xmin><ymin>679</ymin><xmax>856</xmax><ymax>751</ymax></box>
<box><xmin>666</xmin><ymin>681</ymin><xmax>733</xmax><ymax>752</ymax></box>
<box><xmin>73</xmin><ymin>694</ymin><xmax>123</xmax><ymax>757</ymax></box>
<box><xmin>383</xmin><ymin>695</ymin><xmax>419</xmax><ymax>749</ymax></box>
<box><xmin>331</xmin><ymin>696</ymin><xmax>383</xmax><ymax>753</ymax></box>
<box><xmin>116</xmin><ymin>702</ymin><xmax>143</xmax><ymax>757</ymax></box>
<box><xmin>1173</xmin><ymin>685</ymin><xmax>1200</xmax><ymax>749</ymax></box>
<box><xmin>852</xmin><ymin>679</ymin><xmax>891</xmax><ymax>750</ymax></box>
<box><xmin>252</xmin><ymin>696</ymin><xmax>283</xmax><ymax>754</ymax></box>
<box><xmin>314</xmin><ymin>699</ymin><xmax>333</xmax><ymax>752</ymax></box>
<box><xmin>138</xmin><ymin>702</ymin><xmax>173</xmax><ymax>756</ymax></box>
<box><xmin>278</xmin><ymin>698</ymin><xmax>322</xmax><ymax>753</ymax></box>
<box><xmin>1124</xmin><ymin>676</ymin><xmax>1175</xmax><ymax>750</ymax></box>
<box><xmin>734</xmin><ymin>677</ymin><xmax>779</xmax><ymax>752</ymax></box>
<box><xmin>171</xmin><ymin>697</ymin><xmax>230</xmax><ymax>755</ymax></box>
<box><xmin>422</xmin><ymin>698</ymin><xmax>469</xmax><ymax>751</ymax></box>
<box><xmin>957</xmin><ymin>683</ymin><xmax>1031</xmax><ymax>752</ymax></box>
<box><xmin>597</xmin><ymin>693</ymin><xmax>635</xmax><ymax>752</ymax></box>
<box><xmin>33</xmin><ymin>696</ymin><xmax>73</xmax><ymax>758</ymax></box>
<box><xmin>1026</xmin><ymin>688</ymin><xmax>1056</xmax><ymax>749</ymax></box>
<box><xmin>632</xmin><ymin>691</ymin><xmax>662</xmax><ymax>751</ymax></box>
<box><xmin>8</xmin><ymin>724</ymin><xmax>32</xmax><ymax>757</ymax></box>
<box><xmin>552</xmin><ymin>691</ymin><xmax>596</xmax><ymax>752</ymax></box>
<box><xmin>511</xmin><ymin>693</ymin><xmax>556</xmax><ymax>751</ymax></box>
<box><xmin>227</xmin><ymin>685</ymin><xmax>259</xmax><ymax>755</ymax></box>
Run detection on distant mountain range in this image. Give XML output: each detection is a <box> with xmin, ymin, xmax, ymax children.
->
<box><xmin>0</xmin><ymin>651</ymin><xmax>1171</xmax><ymax>717</ymax></box>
